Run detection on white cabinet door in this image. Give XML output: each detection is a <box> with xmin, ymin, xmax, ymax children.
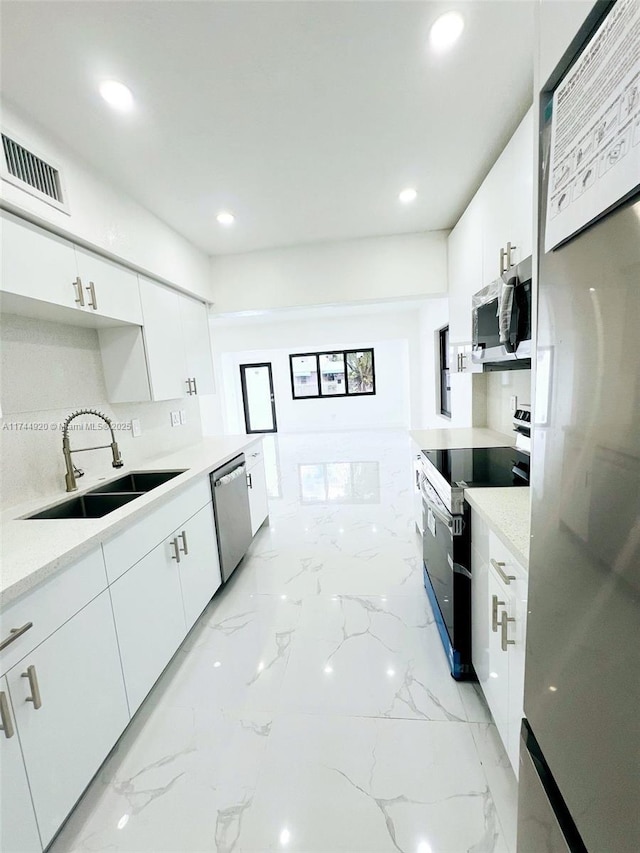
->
<box><xmin>506</xmin><ymin>566</ymin><xmax>528</xmax><ymax>776</ymax></box>
<box><xmin>75</xmin><ymin>247</ymin><xmax>142</xmax><ymax>325</ymax></box>
<box><xmin>447</xmin><ymin>198</ymin><xmax>483</xmax><ymax>344</ymax></box>
<box><xmin>139</xmin><ymin>277</ymin><xmax>188</xmax><ymax>400</ymax></box>
<box><xmin>175</xmin><ymin>502</ymin><xmax>221</xmax><ymax>630</ymax></box>
<box><xmin>109</xmin><ymin>538</ymin><xmax>186</xmax><ymax>715</ymax></box>
<box><xmin>508</xmin><ymin>108</ymin><xmax>534</xmax><ymax>266</ymax></box>
<box><xmin>0</xmin><ymin>679</ymin><xmax>42</xmax><ymax>853</ymax></box>
<box><xmin>1</xmin><ymin>212</ymin><xmax>78</xmax><ymax>309</ymax></box>
<box><xmin>7</xmin><ymin>591</ymin><xmax>129</xmax><ymax>848</ymax></box>
<box><xmin>179</xmin><ymin>295</ymin><xmax>215</xmax><ymax>396</ymax></box>
<box><xmin>484</xmin><ymin>570</ymin><xmax>512</xmax><ymax>754</ymax></box>
<box><xmin>481</xmin><ymin>144</ymin><xmax>513</xmax><ymax>286</ymax></box>
<box><xmin>247</xmin><ymin>458</ymin><xmax>269</xmax><ymax>536</ymax></box>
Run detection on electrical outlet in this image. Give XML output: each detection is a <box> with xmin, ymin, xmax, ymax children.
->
<box><xmin>179</xmin><ymin>409</ymin><xmax>187</xmax><ymax>425</ymax></box>
<box><xmin>131</xmin><ymin>418</ymin><xmax>142</xmax><ymax>438</ymax></box>
<box><xmin>510</xmin><ymin>395</ymin><xmax>518</xmax><ymax>412</ymax></box>
<box><xmin>170</xmin><ymin>411</ymin><xmax>180</xmax><ymax>427</ymax></box>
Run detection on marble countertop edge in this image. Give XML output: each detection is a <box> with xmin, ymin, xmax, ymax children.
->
<box><xmin>464</xmin><ymin>487</ymin><xmax>531</xmax><ymax>569</ymax></box>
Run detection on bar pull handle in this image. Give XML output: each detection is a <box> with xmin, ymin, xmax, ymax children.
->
<box><xmin>500</xmin><ymin>613</ymin><xmax>516</xmax><ymax>652</ymax></box>
<box><xmin>179</xmin><ymin>530</ymin><xmax>188</xmax><ymax>556</ymax></box>
<box><xmin>72</xmin><ymin>276</ymin><xmax>85</xmax><ymax>306</ymax></box>
<box><xmin>21</xmin><ymin>665</ymin><xmax>42</xmax><ymax>709</ymax></box>
<box><xmin>0</xmin><ymin>691</ymin><xmax>15</xmax><ymax>738</ymax></box>
<box><xmin>491</xmin><ymin>595</ymin><xmax>505</xmax><ymax>632</ymax></box>
<box><xmin>0</xmin><ymin>621</ymin><xmax>33</xmax><ymax>652</ymax></box>
<box><xmin>507</xmin><ymin>241</ymin><xmax>516</xmax><ymax>268</ymax></box>
<box><xmin>247</xmin><ymin>472</ymin><xmax>253</xmax><ymax>489</ymax></box>
<box><xmin>170</xmin><ymin>537</ymin><xmax>181</xmax><ymax>563</ymax></box>
<box><xmin>185</xmin><ymin>379</ymin><xmax>192</xmax><ymax>395</ymax></box>
<box><xmin>491</xmin><ymin>558</ymin><xmax>516</xmax><ymax>585</ymax></box>
<box><xmin>86</xmin><ymin>281</ymin><xmax>98</xmax><ymax>310</ymax></box>
<box><xmin>499</xmin><ymin>246</ymin><xmax>507</xmax><ymax>276</ymax></box>
<box><xmin>191</xmin><ymin>376</ymin><xmax>198</xmax><ymax>395</ymax></box>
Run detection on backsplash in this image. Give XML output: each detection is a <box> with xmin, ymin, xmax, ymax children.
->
<box><xmin>0</xmin><ymin>314</ymin><xmax>203</xmax><ymax>509</ymax></box>
<box><xmin>485</xmin><ymin>370</ymin><xmax>532</xmax><ymax>436</ymax></box>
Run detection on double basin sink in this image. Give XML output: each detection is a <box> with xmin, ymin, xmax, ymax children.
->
<box><xmin>27</xmin><ymin>471</ymin><xmax>186</xmax><ymax>520</ymax></box>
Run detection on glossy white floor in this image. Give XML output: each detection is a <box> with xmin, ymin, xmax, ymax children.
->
<box><xmin>50</xmin><ymin>431</ymin><xmax>518</xmax><ymax>853</ymax></box>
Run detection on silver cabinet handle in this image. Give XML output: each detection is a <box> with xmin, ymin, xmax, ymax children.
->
<box><xmin>500</xmin><ymin>613</ymin><xmax>516</xmax><ymax>652</ymax></box>
<box><xmin>507</xmin><ymin>241</ymin><xmax>516</xmax><ymax>268</ymax></box>
<box><xmin>247</xmin><ymin>472</ymin><xmax>253</xmax><ymax>489</ymax></box>
<box><xmin>86</xmin><ymin>281</ymin><xmax>98</xmax><ymax>310</ymax></box>
<box><xmin>170</xmin><ymin>537</ymin><xmax>181</xmax><ymax>563</ymax></box>
<box><xmin>185</xmin><ymin>379</ymin><xmax>193</xmax><ymax>395</ymax></box>
<box><xmin>491</xmin><ymin>595</ymin><xmax>505</xmax><ymax>632</ymax></box>
<box><xmin>499</xmin><ymin>247</ymin><xmax>507</xmax><ymax>276</ymax></box>
<box><xmin>490</xmin><ymin>558</ymin><xmax>516</xmax><ymax>585</ymax></box>
<box><xmin>0</xmin><ymin>691</ymin><xmax>15</xmax><ymax>738</ymax></box>
<box><xmin>191</xmin><ymin>377</ymin><xmax>198</xmax><ymax>395</ymax></box>
<box><xmin>21</xmin><ymin>665</ymin><xmax>42</xmax><ymax>709</ymax></box>
<box><xmin>0</xmin><ymin>621</ymin><xmax>33</xmax><ymax>652</ymax></box>
<box><xmin>72</xmin><ymin>276</ymin><xmax>85</xmax><ymax>306</ymax></box>
<box><xmin>179</xmin><ymin>530</ymin><xmax>188</xmax><ymax>556</ymax></box>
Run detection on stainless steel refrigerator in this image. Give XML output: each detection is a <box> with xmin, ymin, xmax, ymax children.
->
<box><xmin>518</xmin><ymin>11</ymin><xmax>640</xmax><ymax>851</ymax></box>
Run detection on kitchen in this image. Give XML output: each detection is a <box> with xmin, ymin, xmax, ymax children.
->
<box><xmin>1</xmin><ymin>2</ymin><xmax>639</xmax><ymax>853</ymax></box>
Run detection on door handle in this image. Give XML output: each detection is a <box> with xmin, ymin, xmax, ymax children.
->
<box><xmin>0</xmin><ymin>621</ymin><xmax>33</xmax><ymax>652</ymax></box>
<box><xmin>179</xmin><ymin>530</ymin><xmax>188</xmax><ymax>556</ymax></box>
<box><xmin>170</xmin><ymin>537</ymin><xmax>181</xmax><ymax>563</ymax></box>
<box><xmin>191</xmin><ymin>377</ymin><xmax>198</xmax><ymax>395</ymax></box>
<box><xmin>185</xmin><ymin>379</ymin><xmax>193</xmax><ymax>395</ymax></box>
<box><xmin>507</xmin><ymin>242</ymin><xmax>516</xmax><ymax>268</ymax></box>
<box><xmin>247</xmin><ymin>472</ymin><xmax>253</xmax><ymax>489</ymax></box>
<box><xmin>499</xmin><ymin>246</ymin><xmax>507</xmax><ymax>276</ymax></box>
<box><xmin>21</xmin><ymin>665</ymin><xmax>42</xmax><ymax>709</ymax></box>
<box><xmin>491</xmin><ymin>595</ymin><xmax>505</xmax><ymax>632</ymax></box>
<box><xmin>86</xmin><ymin>281</ymin><xmax>98</xmax><ymax>310</ymax></box>
<box><xmin>491</xmin><ymin>558</ymin><xmax>516</xmax><ymax>584</ymax></box>
<box><xmin>0</xmin><ymin>691</ymin><xmax>15</xmax><ymax>738</ymax></box>
<box><xmin>72</xmin><ymin>276</ymin><xmax>85</xmax><ymax>306</ymax></box>
<box><xmin>500</xmin><ymin>613</ymin><xmax>516</xmax><ymax>652</ymax></box>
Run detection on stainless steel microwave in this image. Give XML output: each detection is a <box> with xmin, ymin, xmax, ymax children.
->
<box><xmin>471</xmin><ymin>255</ymin><xmax>532</xmax><ymax>370</ymax></box>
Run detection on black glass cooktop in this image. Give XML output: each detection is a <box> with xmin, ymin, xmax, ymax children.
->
<box><xmin>423</xmin><ymin>446</ymin><xmax>527</xmax><ymax>488</ymax></box>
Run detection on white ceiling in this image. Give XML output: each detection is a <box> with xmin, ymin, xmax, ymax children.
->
<box><xmin>0</xmin><ymin>1</ymin><xmax>534</xmax><ymax>256</ymax></box>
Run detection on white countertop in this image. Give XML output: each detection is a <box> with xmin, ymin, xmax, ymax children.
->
<box><xmin>0</xmin><ymin>435</ymin><xmax>261</xmax><ymax>607</ymax></box>
<box><xmin>465</xmin><ymin>487</ymin><xmax>531</xmax><ymax>569</ymax></box>
<box><xmin>410</xmin><ymin>427</ymin><xmax>513</xmax><ymax>450</ymax></box>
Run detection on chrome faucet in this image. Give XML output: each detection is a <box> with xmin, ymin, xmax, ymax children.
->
<box><xmin>62</xmin><ymin>409</ymin><xmax>124</xmax><ymax>492</ymax></box>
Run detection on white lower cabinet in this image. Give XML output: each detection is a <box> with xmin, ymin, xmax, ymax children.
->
<box><xmin>176</xmin><ymin>502</ymin><xmax>222</xmax><ymax>629</ymax></box>
<box><xmin>246</xmin><ymin>443</ymin><xmax>269</xmax><ymax>536</ymax></box>
<box><xmin>0</xmin><ymin>678</ymin><xmax>42</xmax><ymax>853</ymax></box>
<box><xmin>109</xmin><ymin>538</ymin><xmax>187</xmax><ymax>716</ymax></box>
<box><xmin>6</xmin><ymin>590</ymin><xmax>129</xmax><ymax>848</ymax></box>
<box><xmin>471</xmin><ymin>511</ymin><xmax>528</xmax><ymax>777</ymax></box>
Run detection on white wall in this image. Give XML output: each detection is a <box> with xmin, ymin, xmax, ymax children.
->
<box><xmin>204</xmin><ymin>301</ymin><xmax>450</xmax><ymax>435</ymax></box>
<box><xmin>418</xmin><ymin>297</ymin><xmax>452</xmax><ymax>428</ymax></box>
<box><xmin>1</xmin><ymin>99</ymin><xmax>212</xmax><ymax>301</ymax></box>
<box><xmin>209</xmin><ymin>231</ymin><xmax>448</xmax><ymax>313</ymax></box>
<box><xmin>0</xmin><ymin>313</ymin><xmax>202</xmax><ymax>508</ymax></box>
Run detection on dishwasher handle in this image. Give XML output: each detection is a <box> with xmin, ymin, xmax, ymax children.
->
<box><xmin>214</xmin><ymin>463</ymin><xmax>247</xmax><ymax>488</ymax></box>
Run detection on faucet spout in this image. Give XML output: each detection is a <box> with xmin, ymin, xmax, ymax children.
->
<box><xmin>62</xmin><ymin>409</ymin><xmax>124</xmax><ymax>491</ymax></box>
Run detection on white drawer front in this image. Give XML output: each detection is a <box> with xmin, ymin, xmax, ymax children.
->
<box><xmin>102</xmin><ymin>478</ymin><xmax>211</xmax><ymax>584</ymax></box>
<box><xmin>489</xmin><ymin>530</ymin><xmax>527</xmax><ymax>585</ymax></box>
<box><xmin>0</xmin><ymin>547</ymin><xmax>107</xmax><ymax>677</ymax></box>
<box><xmin>245</xmin><ymin>441</ymin><xmax>264</xmax><ymax>470</ymax></box>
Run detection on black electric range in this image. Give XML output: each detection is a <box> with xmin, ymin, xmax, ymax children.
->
<box><xmin>419</xmin><ymin>445</ymin><xmax>528</xmax><ymax>680</ymax></box>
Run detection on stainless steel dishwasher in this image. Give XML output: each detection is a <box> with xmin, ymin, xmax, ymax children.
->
<box><xmin>211</xmin><ymin>454</ymin><xmax>253</xmax><ymax>583</ymax></box>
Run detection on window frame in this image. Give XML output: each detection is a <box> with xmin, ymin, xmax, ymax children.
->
<box><xmin>438</xmin><ymin>326</ymin><xmax>451</xmax><ymax>418</ymax></box>
<box><xmin>289</xmin><ymin>348</ymin><xmax>376</xmax><ymax>400</ymax></box>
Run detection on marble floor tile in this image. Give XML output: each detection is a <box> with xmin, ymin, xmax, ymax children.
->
<box><xmin>49</xmin><ymin>430</ymin><xmax>518</xmax><ymax>853</ymax></box>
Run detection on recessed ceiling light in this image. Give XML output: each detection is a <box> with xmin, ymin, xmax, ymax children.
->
<box><xmin>216</xmin><ymin>211</ymin><xmax>235</xmax><ymax>226</ymax></box>
<box><xmin>99</xmin><ymin>80</ymin><xmax>134</xmax><ymax>112</ymax></box>
<box><xmin>399</xmin><ymin>187</ymin><xmax>418</xmax><ymax>204</ymax></box>
<box><xmin>429</xmin><ymin>11</ymin><xmax>465</xmax><ymax>52</ymax></box>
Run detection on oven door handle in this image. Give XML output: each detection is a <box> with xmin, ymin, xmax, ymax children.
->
<box><xmin>422</xmin><ymin>494</ymin><xmax>453</xmax><ymax>530</ymax></box>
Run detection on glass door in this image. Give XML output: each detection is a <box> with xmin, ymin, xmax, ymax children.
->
<box><xmin>239</xmin><ymin>363</ymin><xmax>278</xmax><ymax>434</ymax></box>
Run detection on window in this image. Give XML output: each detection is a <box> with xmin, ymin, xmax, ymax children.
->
<box><xmin>439</xmin><ymin>327</ymin><xmax>451</xmax><ymax>417</ymax></box>
<box><xmin>290</xmin><ymin>349</ymin><xmax>375</xmax><ymax>399</ymax></box>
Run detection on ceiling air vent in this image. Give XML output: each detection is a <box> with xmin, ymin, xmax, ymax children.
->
<box><xmin>1</xmin><ymin>132</ymin><xmax>68</xmax><ymax>212</ymax></box>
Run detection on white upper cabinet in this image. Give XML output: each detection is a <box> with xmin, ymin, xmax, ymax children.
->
<box><xmin>139</xmin><ymin>277</ymin><xmax>214</xmax><ymax>401</ymax></box>
<box><xmin>179</xmin><ymin>293</ymin><xmax>215</xmax><ymax>396</ymax></box>
<box><xmin>139</xmin><ymin>277</ymin><xmax>188</xmax><ymax>400</ymax></box>
<box><xmin>74</xmin><ymin>247</ymin><xmax>142</xmax><ymax>325</ymax></box>
<box><xmin>508</xmin><ymin>108</ymin><xmax>535</xmax><ymax>264</ymax></box>
<box><xmin>1</xmin><ymin>211</ymin><xmax>78</xmax><ymax>310</ymax></box>
<box><xmin>447</xmin><ymin>197</ymin><xmax>484</xmax><ymax>345</ymax></box>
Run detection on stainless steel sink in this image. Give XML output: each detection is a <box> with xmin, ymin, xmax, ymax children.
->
<box><xmin>89</xmin><ymin>470</ymin><xmax>185</xmax><ymax>494</ymax></box>
<box><xmin>27</xmin><ymin>491</ymin><xmax>144</xmax><ymax>520</ymax></box>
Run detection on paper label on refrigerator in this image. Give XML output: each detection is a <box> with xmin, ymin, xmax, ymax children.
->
<box><xmin>427</xmin><ymin>508</ymin><xmax>436</xmax><ymax>537</ymax></box>
<box><xmin>545</xmin><ymin>0</ymin><xmax>640</xmax><ymax>251</ymax></box>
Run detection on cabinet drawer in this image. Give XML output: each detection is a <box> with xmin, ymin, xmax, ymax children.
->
<box><xmin>102</xmin><ymin>477</ymin><xmax>211</xmax><ymax>584</ymax></box>
<box><xmin>245</xmin><ymin>441</ymin><xmax>263</xmax><ymax>470</ymax></box>
<box><xmin>0</xmin><ymin>547</ymin><xmax>108</xmax><ymax>677</ymax></box>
